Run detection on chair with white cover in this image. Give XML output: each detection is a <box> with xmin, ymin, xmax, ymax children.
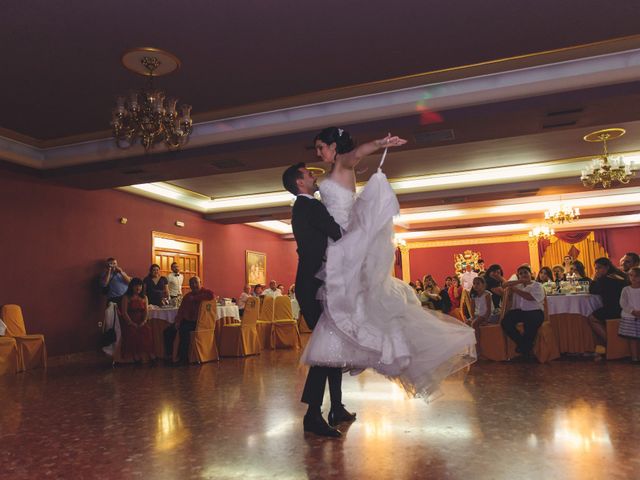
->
<box><xmin>0</xmin><ymin>304</ymin><xmax>47</xmax><ymax>371</ymax></box>
<box><xmin>272</xmin><ymin>296</ymin><xmax>301</xmax><ymax>349</ymax></box>
<box><xmin>219</xmin><ymin>297</ymin><xmax>261</xmax><ymax>357</ymax></box>
<box><xmin>256</xmin><ymin>296</ymin><xmax>275</xmax><ymax>349</ymax></box>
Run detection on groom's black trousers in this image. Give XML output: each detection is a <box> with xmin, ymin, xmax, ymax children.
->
<box><xmin>301</xmin><ymin>367</ymin><xmax>342</xmax><ymax>408</ymax></box>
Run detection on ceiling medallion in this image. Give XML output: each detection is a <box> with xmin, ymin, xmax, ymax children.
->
<box><xmin>581</xmin><ymin>128</ymin><xmax>634</xmax><ymax>188</ymax></box>
<box><xmin>545</xmin><ymin>205</ymin><xmax>580</xmax><ymax>224</ymax></box>
<box><xmin>111</xmin><ymin>48</ymin><xmax>193</xmax><ymax>151</ymax></box>
<box><xmin>528</xmin><ymin>225</ymin><xmax>555</xmax><ymax>240</ymax></box>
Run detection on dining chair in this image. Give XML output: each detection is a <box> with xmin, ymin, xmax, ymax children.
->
<box><xmin>0</xmin><ymin>304</ymin><xmax>47</xmax><ymax>371</ymax></box>
<box><xmin>219</xmin><ymin>297</ymin><xmax>260</xmax><ymax>357</ymax></box>
<box><xmin>256</xmin><ymin>296</ymin><xmax>275</xmax><ymax>349</ymax></box>
<box><xmin>272</xmin><ymin>296</ymin><xmax>301</xmax><ymax>349</ymax></box>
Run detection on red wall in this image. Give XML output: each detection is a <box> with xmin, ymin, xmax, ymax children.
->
<box><xmin>0</xmin><ymin>170</ymin><xmax>297</xmax><ymax>356</ymax></box>
<box><xmin>606</xmin><ymin>226</ymin><xmax>640</xmax><ymax>262</ymax></box>
<box><xmin>408</xmin><ymin>241</ymin><xmax>531</xmax><ymax>285</ymax></box>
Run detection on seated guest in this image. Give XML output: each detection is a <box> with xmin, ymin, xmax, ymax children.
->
<box><xmin>460</xmin><ymin>264</ymin><xmax>478</xmax><ymax>291</ymax></box>
<box><xmin>120</xmin><ymin>278</ymin><xmax>153</xmax><ymax>362</ymax></box>
<box><xmin>588</xmin><ymin>257</ymin><xmax>628</xmax><ymax>360</ymax></box>
<box><xmin>619</xmin><ymin>267</ymin><xmax>640</xmax><ymax>362</ymax></box>
<box><xmin>485</xmin><ymin>264</ymin><xmax>506</xmax><ymax>309</ymax></box>
<box><xmin>263</xmin><ymin>280</ymin><xmax>283</xmax><ymax>298</ymax></box>
<box><xmin>569</xmin><ymin>260</ymin><xmax>592</xmax><ymax>284</ymax></box>
<box><xmin>100</xmin><ymin>257</ymin><xmax>131</xmax><ymax>305</ymax></box>
<box><xmin>620</xmin><ymin>252</ymin><xmax>640</xmax><ymax>274</ymax></box>
<box><xmin>562</xmin><ymin>255</ymin><xmax>574</xmax><ymax>273</ymax></box>
<box><xmin>143</xmin><ymin>264</ymin><xmax>169</xmax><ymax>307</ymax></box>
<box><xmin>288</xmin><ymin>284</ymin><xmax>296</xmax><ymax>299</ymax></box>
<box><xmin>501</xmin><ymin>265</ymin><xmax>545</xmax><ymax>360</ymax></box>
<box><xmin>552</xmin><ymin>264</ymin><xmax>566</xmax><ymax>282</ymax></box>
<box><xmin>166</xmin><ymin>262</ymin><xmax>184</xmax><ymax>299</ymax></box>
<box><xmin>414</xmin><ymin>279</ymin><xmax>425</xmax><ymax>294</ymax></box>
<box><xmin>237</xmin><ymin>284</ymin><xmax>252</xmax><ymax>317</ymax></box>
<box><xmin>253</xmin><ymin>284</ymin><xmax>264</xmax><ymax>297</ymax></box>
<box><xmin>535</xmin><ymin>266</ymin><xmax>554</xmax><ymax>283</ymax></box>
<box><xmin>439</xmin><ymin>277</ymin><xmax>452</xmax><ymax>313</ymax></box>
<box><xmin>447</xmin><ymin>276</ymin><xmax>463</xmax><ymax>318</ymax></box>
<box><xmin>421</xmin><ymin>275</ymin><xmax>441</xmax><ymax>309</ymax></box>
<box><xmin>474</xmin><ymin>259</ymin><xmax>486</xmax><ymax>275</ymax></box>
<box><xmin>167</xmin><ymin>276</ymin><xmax>214</xmax><ymax>364</ymax></box>
<box><xmin>470</xmin><ymin>276</ymin><xmax>494</xmax><ymax>344</ymax></box>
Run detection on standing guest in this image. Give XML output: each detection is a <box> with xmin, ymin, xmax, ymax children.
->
<box><xmin>120</xmin><ymin>278</ymin><xmax>153</xmax><ymax>362</ymax></box>
<box><xmin>166</xmin><ymin>262</ymin><xmax>184</xmax><ymax>299</ymax></box>
<box><xmin>460</xmin><ymin>264</ymin><xmax>478</xmax><ymax>291</ymax></box>
<box><xmin>237</xmin><ymin>284</ymin><xmax>252</xmax><ymax>317</ymax></box>
<box><xmin>620</xmin><ymin>252</ymin><xmax>640</xmax><ymax>274</ymax></box>
<box><xmin>143</xmin><ymin>264</ymin><xmax>169</xmax><ymax>307</ymax></box>
<box><xmin>100</xmin><ymin>257</ymin><xmax>131</xmax><ymax>305</ymax></box>
<box><xmin>562</xmin><ymin>255</ymin><xmax>574</xmax><ymax>272</ymax></box>
<box><xmin>475</xmin><ymin>259</ymin><xmax>486</xmax><ymax>276</ymax></box>
<box><xmin>485</xmin><ymin>264</ymin><xmax>506</xmax><ymax>309</ymax></box>
<box><xmin>448</xmin><ymin>276</ymin><xmax>463</xmax><ymax>318</ymax></box>
<box><xmin>501</xmin><ymin>265</ymin><xmax>545</xmax><ymax>360</ymax></box>
<box><xmin>588</xmin><ymin>257</ymin><xmax>628</xmax><ymax>361</ymax></box>
<box><xmin>536</xmin><ymin>266</ymin><xmax>554</xmax><ymax>283</ymax></box>
<box><xmin>253</xmin><ymin>284</ymin><xmax>264</xmax><ymax>297</ymax></box>
<box><xmin>414</xmin><ymin>279</ymin><xmax>425</xmax><ymax>294</ymax></box>
<box><xmin>569</xmin><ymin>260</ymin><xmax>592</xmax><ymax>284</ymax></box>
<box><xmin>552</xmin><ymin>265</ymin><xmax>566</xmax><ymax>282</ymax></box>
<box><xmin>170</xmin><ymin>276</ymin><xmax>214</xmax><ymax>364</ymax></box>
<box><xmin>264</xmin><ymin>280</ymin><xmax>283</xmax><ymax>298</ymax></box>
<box><xmin>619</xmin><ymin>267</ymin><xmax>640</xmax><ymax>362</ymax></box>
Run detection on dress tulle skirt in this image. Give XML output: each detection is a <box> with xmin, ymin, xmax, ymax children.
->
<box><xmin>300</xmin><ymin>171</ymin><xmax>477</xmax><ymax>399</ymax></box>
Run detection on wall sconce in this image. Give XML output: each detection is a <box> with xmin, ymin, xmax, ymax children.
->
<box><xmin>175</xmin><ymin>221</ymin><xmax>185</xmax><ymax>227</ymax></box>
<box><xmin>119</xmin><ymin>217</ymin><xmax>128</xmax><ymax>224</ymax></box>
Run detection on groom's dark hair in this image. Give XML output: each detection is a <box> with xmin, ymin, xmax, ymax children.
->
<box><xmin>282</xmin><ymin>162</ymin><xmax>306</xmax><ymax>195</ymax></box>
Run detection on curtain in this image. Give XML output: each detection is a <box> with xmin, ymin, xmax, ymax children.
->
<box><xmin>540</xmin><ymin>232</ymin><xmax>608</xmax><ymax>278</ymax></box>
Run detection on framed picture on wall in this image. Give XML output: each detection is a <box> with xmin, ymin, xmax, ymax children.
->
<box><xmin>246</xmin><ymin>250</ymin><xmax>267</xmax><ymax>286</ymax></box>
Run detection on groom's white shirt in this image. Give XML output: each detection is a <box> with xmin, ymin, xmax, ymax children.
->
<box><xmin>297</xmin><ymin>194</ymin><xmax>315</xmax><ymax>200</ymax></box>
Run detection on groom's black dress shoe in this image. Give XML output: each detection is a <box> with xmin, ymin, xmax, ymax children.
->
<box><xmin>328</xmin><ymin>405</ymin><xmax>356</xmax><ymax>427</ymax></box>
<box><xmin>303</xmin><ymin>412</ymin><xmax>342</xmax><ymax>438</ymax></box>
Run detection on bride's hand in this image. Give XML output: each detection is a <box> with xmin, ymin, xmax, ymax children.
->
<box><xmin>377</xmin><ymin>134</ymin><xmax>407</xmax><ymax>148</ymax></box>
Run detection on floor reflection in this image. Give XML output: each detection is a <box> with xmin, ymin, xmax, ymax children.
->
<box><xmin>1</xmin><ymin>351</ymin><xmax>639</xmax><ymax>479</ymax></box>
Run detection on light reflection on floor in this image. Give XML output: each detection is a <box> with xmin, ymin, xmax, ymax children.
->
<box><xmin>1</xmin><ymin>348</ymin><xmax>639</xmax><ymax>479</ymax></box>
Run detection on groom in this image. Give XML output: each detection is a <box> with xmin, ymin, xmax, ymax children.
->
<box><xmin>282</xmin><ymin>162</ymin><xmax>356</xmax><ymax>438</ymax></box>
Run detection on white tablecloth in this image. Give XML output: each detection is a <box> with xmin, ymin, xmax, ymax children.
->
<box><xmin>147</xmin><ymin>305</ymin><xmax>240</xmax><ymax>323</ymax></box>
<box><xmin>147</xmin><ymin>306</ymin><xmax>179</xmax><ymax>322</ymax></box>
<box><xmin>291</xmin><ymin>299</ymin><xmax>300</xmax><ymax>320</ymax></box>
<box><xmin>217</xmin><ymin>305</ymin><xmax>240</xmax><ymax>321</ymax></box>
<box><xmin>546</xmin><ymin>294</ymin><xmax>603</xmax><ymax>316</ymax></box>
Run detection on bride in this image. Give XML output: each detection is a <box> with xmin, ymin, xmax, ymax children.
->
<box><xmin>300</xmin><ymin>126</ymin><xmax>477</xmax><ymax>398</ymax></box>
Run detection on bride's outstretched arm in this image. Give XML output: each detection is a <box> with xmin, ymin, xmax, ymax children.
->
<box><xmin>338</xmin><ymin>134</ymin><xmax>407</xmax><ymax>169</ymax></box>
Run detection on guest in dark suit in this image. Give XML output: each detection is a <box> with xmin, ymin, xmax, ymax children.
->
<box><xmin>282</xmin><ymin>162</ymin><xmax>355</xmax><ymax>438</ymax></box>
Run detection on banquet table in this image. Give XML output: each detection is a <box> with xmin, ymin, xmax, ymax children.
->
<box><xmin>546</xmin><ymin>294</ymin><xmax>603</xmax><ymax>354</ymax></box>
<box><xmin>147</xmin><ymin>305</ymin><xmax>240</xmax><ymax>358</ymax></box>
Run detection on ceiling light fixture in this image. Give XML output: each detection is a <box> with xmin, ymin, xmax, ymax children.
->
<box><xmin>581</xmin><ymin>128</ymin><xmax>634</xmax><ymax>188</ymax></box>
<box><xmin>111</xmin><ymin>48</ymin><xmax>193</xmax><ymax>151</ymax></box>
<box><xmin>544</xmin><ymin>205</ymin><xmax>580</xmax><ymax>224</ymax></box>
<box><xmin>529</xmin><ymin>225</ymin><xmax>555</xmax><ymax>240</ymax></box>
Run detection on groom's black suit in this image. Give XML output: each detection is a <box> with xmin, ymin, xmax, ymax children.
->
<box><xmin>291</xmin><ymin>194</ymin><xmax>343</xmax><ymax>408</ymax></box>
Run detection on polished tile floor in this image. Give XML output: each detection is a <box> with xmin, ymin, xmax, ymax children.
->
<box><xmin>1</xmin><ymin>348</ymin><xmax>639</xmax><ymax>480</ymax></box>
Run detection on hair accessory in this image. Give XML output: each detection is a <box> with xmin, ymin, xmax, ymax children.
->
<box><xmin>338</xmin><ymin>128</ymin><xmax>344</xmax><ymax>137</ymax></box>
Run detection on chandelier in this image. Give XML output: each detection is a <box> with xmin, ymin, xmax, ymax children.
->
<box><xmin>581</xmin><ymin>128</ymin><xmax>634</xmax><ymax>188</ymax></box>
<box><xmin>545</xmin><ymin>205</ymin><xmax>580</xmax><ymax>224</ymax></box>
<box><xmin>529</xmin><ymin>225</ymin><xmax>555</xmax><ymax>240</ymax></box>
<box><xmin>111</xmin><ymin>48</ymin><xmax>193</xmax><ymax>151</ymax></box>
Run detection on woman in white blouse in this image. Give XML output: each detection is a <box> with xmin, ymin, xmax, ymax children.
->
<box><xmin>619</xmin><ymin>267</ymin><xmax>640</xmax><ymax>362</ymax></box>
<box><xmin>502</xmin><ymin>265</ymin><xmax>546</xmax><ymax>360</ymax></box>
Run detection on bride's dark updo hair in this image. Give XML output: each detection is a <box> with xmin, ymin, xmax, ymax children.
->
<box><xmin>314</xmin><ymin>127</ymin><xmax>355</xmax><ymax>154</ymax></box>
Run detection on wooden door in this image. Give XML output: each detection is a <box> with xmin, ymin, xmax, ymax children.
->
<box><xmin>152</xmin><ymin>232</ymin><xmax>203</xmax><ymax>294</ymax></box>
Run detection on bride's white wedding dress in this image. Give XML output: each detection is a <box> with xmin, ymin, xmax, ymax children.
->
<box><xmin>300</xmin><ymin>165</ymin><xmax>477</xmax><ymax>398</ymax></box>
